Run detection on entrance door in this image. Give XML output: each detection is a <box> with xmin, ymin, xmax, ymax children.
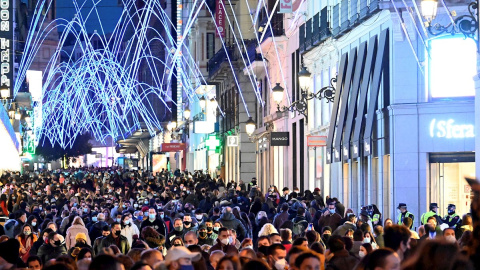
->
<box><xmin>429</xmin><ymin>153</ymin><xmax>475</xmax><ymax>217</ymax></box>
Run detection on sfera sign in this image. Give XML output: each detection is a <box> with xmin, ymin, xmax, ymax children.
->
<box><xmin>271</xmin><ymin>132</ymin><xmax>289</xmax><ymax>146</ymax></box>
<box><xmin>0</xmin><ymin>0</ymin><xmax>12</xmax><ymax>96</ymax></box>
<box><xmin>429</xmin><ymin>119</ymin><xmax>474</xmax><ymax>139</ymax></box>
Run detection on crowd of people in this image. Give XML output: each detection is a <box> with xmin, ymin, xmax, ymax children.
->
<box><xmin>0</xmin><ymin>167</ymin><xmax>478</xmax><ymax>270</ymax></box>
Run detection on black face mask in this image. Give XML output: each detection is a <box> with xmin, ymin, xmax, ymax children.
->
<box><xmin>199</xmin><ymin>231</ymin><xmax>207</xmax><ymax>238</ymax></box>
<box><xmin>54</xmin><ymin>240</ymin><xmax>62</xmax><ymax>246</ymax></box>
<box><xmin>258</xmin><ymin>245</ymin><xmax>269</xmax><ymax>254</ymax></box>
<box><xmin>184</xmin><ymin>221</ymin><xmax>191</xmax><ymax>226</ymax></box>
<box><xmin>323</xmin><ymin>234</ymin><xmax>331</xmax><ymax>242</ymax></box>
<box><xmin>448</xmin><ymin>210</ymin><xmax>455</xmax><ymax>215</ymax></box>
<box><xmin>207</xmin><ymin>227</ymin><xmax>213</xmax><ymax>233</ymax></box>
<box><xmin>115</xmin><ymin>230</ymin><xmax>121</xmax><ymax>236</ymax></box>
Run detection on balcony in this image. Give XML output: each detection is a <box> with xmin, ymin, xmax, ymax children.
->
<box><xmin>244</xmin><ymin>39</ymin><xmax>263</xmax><ymax>63</ymax></box>
<box><xmin>208</xmin><ymin>46</ymin><xmax>236</xmax><ymax>78</ymax></box>
<box><xmin>257</xmin><ymin>13</ymin><xmax>285</xmax><ymax>42</ymax></box>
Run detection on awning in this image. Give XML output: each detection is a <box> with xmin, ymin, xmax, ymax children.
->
<box><xmin>326</xmin><ymin>28</ymin><xmax>389</xmax><ymax>163</ymax></box>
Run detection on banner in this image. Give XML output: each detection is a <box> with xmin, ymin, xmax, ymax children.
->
<box><xmin>279</xmin><ymin>0</ymin><xmax>293</xmax><ymax>13</ymax></box>
<box><xmin>215</xmin><ymin>0</ymin><xmax>225</xmax><ymax>37</ymax></box>
<box><xmin>161</xmin><ymin>143</ymin><xmax>186</xmax><ymax>152</ymax></box>
<box><xmin>0</xmin><ymin>0</ymin><xmax>13</xmax><ymax>97</ymax></box>
<box><xmin>271</xmin><ymin>132</ymin><xmax>289</xmax><ymax>146</ymax></box>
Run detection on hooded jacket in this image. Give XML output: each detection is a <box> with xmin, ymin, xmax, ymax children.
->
<box><xmin>88</xmin><ymin>220</ymin><xmax>108</xmax><ymax>242</ymax></box>
<box><xmin>65</xmin><ymin>219</ymin><xmax>91</xmax><ymax>249</ymax></box>
<box><xmin>37</xmin><ymin>243</ymin><xmax>67</xmax><ymax>263</ymax></box>
<box><xmin>216</xmin><ymin>212</ymin><xmax>246</xmax><ymax>240</ymax></box>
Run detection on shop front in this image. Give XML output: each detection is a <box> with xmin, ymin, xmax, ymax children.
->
<box><xmin>421</xmin><ymin>108</ymin><xmax>475</xmax><ymax>217</ymax></box>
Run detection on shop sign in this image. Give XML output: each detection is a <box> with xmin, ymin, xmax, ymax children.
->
<box><xmin>307</xmin><ymin>136</ymin><xmax>327</xmax><ymax>147</ymax></box>
<box><xmin>0</xmin><ymin>0</ymin><xmax>12</xmax><ymax>97</ymax></box>
<box><xmin>279</xmin><ymin>0</ymin><xmax>293</xmax><ymax>13</ymax></box>
<box><xmin>271</xmin><ymin>132</ymin><xmax>289</xmax><ymax>146</ymax></box>
<box><xmin>161</xmin><ymin>143</ymin><xmax>186</xmax><ymax>152</ymax></box>
<box><xmin>429</xmin><ymin>119</ymin><xmax>474</xmax><ymax>139</ymax></box>
<box><xmin>205</xmin><ymin>135</ymin><xmax>220</xmax><ymax>150</ymax></box>
<box><xmin>226</xmin><ymin>136</ymin><xmax>238</xmax><ymax>147</ymax></box>
<box><xmin>215</xmin><ymin>0</ymin><xmax>225</xmax><ymax>37</ymax></box>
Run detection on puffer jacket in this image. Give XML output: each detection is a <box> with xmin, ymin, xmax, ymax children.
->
<box><xmin>66</xmin><ymin>223</ymin><xmax>91</xmax><ymax>249</ymax></box>
<box><xmin>216</xmin><ymin>212</ymin><xmax>246</xmax><ymax>240</ymax></box>
<box><xmin>37</xmin><ymin>243</ymin><xmax>67</xmax><ymax>263</ymax></box>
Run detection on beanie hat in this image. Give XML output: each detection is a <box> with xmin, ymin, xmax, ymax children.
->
<box><xmin>75</xmin><ymin>232</ymin><xmax>87</xmax><ymax>242</ymax></box>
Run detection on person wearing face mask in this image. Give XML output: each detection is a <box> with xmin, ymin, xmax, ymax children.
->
<box><xmin>164</xmin><ymin>246</ymin><xmax>201</xmax><ymax>270</ymax></box>
<box><xmin>158</xmin><ymin>209</ymin><xmax>173</xmax><ymax>233</ymax></box>
<box><xmin>37</xmin><ymin>232</ymin><xmax>68</xmax><ymax>262</ymax></box>
<box><xmin>99</xmin><ymin>222</ymin><xmax>130</xmax><ymax>254</ymax></box>
<box><xmin>204</xmin><ymin>219</ymin><xmax>218</xmax><ymax>241</ymax></box>
<box><xmin>182</xmin><ymin>214</ymin><xmax>196</xmax><ymax>233</ymax></box>
<box><xmin>267</xmin><ymin>244</ymin><xmax>287</xmax><ymax>270</ymax></box>
<box><xmin>442</xmin><ymin>204</ymin><xmax>461</xmax><ymax>229</ymax></box>
<box><xmin>209</xmin><ymin>227</ymin><xmax>238</xmax><ymax>255</ymax></box>
<box><xmin>120</xmin><ymin>213</ymin><xmax>139</xmax><ymax>247</ymax></box>
<box><xmin>318</xmin><ymin>200</ymin><xmax>342</xmax><ymax>233</ymax></box>
<box><xmin>92</xmin><ymin>225</ymin><xmax>111</xmax><ymax>256</ymax></box>
<box><xmin>16</xmin><ymin>224</ymin><xmax>38</xmax><ymax>262</ymax></box>
<box><xmin>88</xmin><ymin>213</ymin><xmax>108</xmax><ymax>242</ymax></box>
<box><xmin>419</xmin><ymin>216</ymin><xmax>443</xmax><ymax>242</ymax></box>
<box><xmin>383</xmin><ymin>224</ymin><xmax>411</xmax><ymax>261</ymax></box>
<box><xmin>167</xmin><ymin>218</ymin><xmax>185</xmax><ymax>248</ymax></box>
<box><xmin>421</xmin><ymin>203</ymin><xmax>441</xmax><ymax>225</ymax></box>
<box><xmin>140</xmin><ymin>207</ymin><xmax>168</xmax><ymax>238</ymax></box>
<box><xmin>332</xmin><ymin>214</ymin><xmax>357</xmax><ymax>237</ymax></box>
<box><xmin>197</xmin><ymin>225</ymin><xmax>214</xmax><ymax>246</ymax></box>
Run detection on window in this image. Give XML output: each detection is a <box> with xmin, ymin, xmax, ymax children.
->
<box><xmin>206</xmin><ymin>33</ymin><xmax>215</xmax><ymax>60</ymax></box>
<box><xmin>428</xmin><ymin>37</ymin><xmax>476</xmax><ymax>98</ymax></box>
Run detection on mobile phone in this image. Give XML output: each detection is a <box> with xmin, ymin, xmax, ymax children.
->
<box><xmin>307</xmin><ymin>223</ymin><xmax>313</xmax><ymax>231</ymax></box>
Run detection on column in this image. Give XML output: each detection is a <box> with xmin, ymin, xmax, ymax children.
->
<box><xmin>238</xmin><ymin>72</ymin><xmax>257</xmax><ymax>184</ymax></box>
<box><xmin>475</xmin><ymin>55</ymin><xmax>480</xmax><ymax>177</ymax></box>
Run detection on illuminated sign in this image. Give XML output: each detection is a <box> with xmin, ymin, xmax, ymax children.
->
<box><xmin>0</xmin><ymin>0</ymin><xmax>12</xmax><ymax>97</ymax></box>
<box><xmin>215</xmin><ymin>0</ymin><xmax>225</xmax><ymax>37</ymax></box>
<box><xmin>227</xmin><ymin>136</ymin><xmax>238</xmax><ymax>147</ymax></box>
<box><xmin>206</xmin><ymin>135</ymin><xmax>220</xmax><ymax>150</ymax></box>
<box><xmin>271</xmin><ymin>132</ymin><xmax>289</xmax><ymax>146</ymax></box>
<box><xmin>429</xmin><ymin>119</ymin><xmax>474</xmax><ymax>139</ymax></box>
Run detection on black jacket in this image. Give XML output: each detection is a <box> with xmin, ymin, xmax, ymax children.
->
<box><xmin>140</xmin><ymin>218</ymin><xmax>168</xmax><ymax>237</ymax></box>
<box><xmin>89</xmin><ymin>221</ymin><xmax>108</xmax><ymax>242</ymax></box>
<box><xmin>99</xmin><ymin>234</ymin><xmax>130</xmax><ymax>254</ymax></box>
<box><xmin>37</xmin><ymin>243</ymin><xmax>67</xmax><ymax>263</ymax></box>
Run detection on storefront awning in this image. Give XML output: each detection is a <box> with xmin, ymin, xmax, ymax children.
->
<box><xmin>326</xmin><ymin>28</ymin><xmax>389</xmax><ymax>163</ymax></box>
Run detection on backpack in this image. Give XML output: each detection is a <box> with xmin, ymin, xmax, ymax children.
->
<box><xmin>292</xmin><ymin>218</ymin><xmax>308</xmax><ymax>236</ymax></box>
<box><xmin>4</xmin><ymin>219</ymin><xmax>17</xmax><ymax>238</ymax></box>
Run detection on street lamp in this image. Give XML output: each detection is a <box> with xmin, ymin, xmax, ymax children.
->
<box><xmin>15</xmin><ymin>110</ymin><xmax>21</xmax><ymax>120</ymax></box>
<box><xmin>421</xmin><ymin>0</ymin><xmax>438</xmax><ymax>22</ymax></box>
<box><xmin>272</xmin><ymin>83</ymin><xmax>284</xmax><ymax>105</ymax></box>
<box><xmin>273</xmin><ymin>66</ymin><xmax>336</xmax><ymax>121</ymax></box>
<box><xmin>184</xmin><ymin>108</ymin><xmax>191</xmax><ymax>120</ymax></box>
<box><xmin>420</xmin><ymin>0</ymin><xmax>479</xmax><ymax>42</ymax></box>
<box><xmin>209</xmin><ymin>97</ymin><xmax>218</xmax><ymax>109</ymax></box>
<box><xmin>8</xmin><ymin>108</ymin><xmax>15</xmax><ymax>119</ymax></box>
<box><xmin>245</xmin><ymin>117</ymin><xmax>256</xmax><ymax>136</ymax></box>
<box><xmin>298</xmin><ymin>66</ymin><xmax>311</xmax><ymax>90</ymax></box>
<box><xmin>199</xmin><ymin>96</ymin><xmax>206</xmax><ymax>110</ymax></box>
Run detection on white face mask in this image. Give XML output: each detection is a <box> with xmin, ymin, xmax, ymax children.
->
<box><xmin>445</xmin><ymin>235</ymin><xmax>456</xmax><ymax>243</ymax></box>
<box><xmin>220</xmin><ymin>238</ymin><xmax>229</xmax><ymax>245</ymax></box>
<box><xmin>363</xmin><ymin>237</ymin><xmax>371</xmax><ymax>243</ymax></box>
<box><xmin>359</xmin><ymin>251</ymin><xmax>366</xmax><ymax>258</ymax></box>
<box><xmin>274</xmin><ymin>259</ymin><xmax>286</xmax><ymax>270</ymax></box>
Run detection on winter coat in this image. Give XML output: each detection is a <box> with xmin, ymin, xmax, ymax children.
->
<box><xmin>65</xmin><ymin>224</ymin><xmax>91</xmax><ymax>249</ymax></box>
<box><xmin>326</xmin><ymin>250</ymin><xmax>359</xmax><ymax>270</ymax></box>
<box><xmin>37</xmin><ymin>243</ymin><xmax>68</xmax><ymax>263</ymax></box>
<box><xmin>121</xmin><ymin>223</ymin><xmax>140</xmax><ymax>247</ymax></box>
<box><xmin>99</xmin><ymin>234</ymin><xmax>130</xmax><ymax>254</ymax></box>
<box><xmin>216</xmin><ymin>212</ymin><xmax>246</xmax><ymax>240</ymax></box>
<box><xmin>89</xmin><ymin>221</ymin><xmax>108</xmax><ymax>242</ymax></box>
<box><xmin>332</xmin><ymin>222</ymin><xmax>357</xmax><ymax>237</ymax></box>
<box><xmin>318</xmin><ymin>213</ymin><xmax>342</xmax><ymax>232</ymax></box>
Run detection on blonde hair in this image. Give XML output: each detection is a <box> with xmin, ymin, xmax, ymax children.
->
<box><xmin>258</xmin><ymin>223</ymin><xmax>278</xmax><ymax>237</ymax></box>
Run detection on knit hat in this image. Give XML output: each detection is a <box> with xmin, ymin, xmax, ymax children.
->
<box><xmin>0</xmin><ymin>238</ymin><xmax>20</xmax><ymax>264</ymax></box>
<box><xmin>75</xmin><ymin>233</ymin><xmax>87</xmax><ymax>242</ymax></box>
